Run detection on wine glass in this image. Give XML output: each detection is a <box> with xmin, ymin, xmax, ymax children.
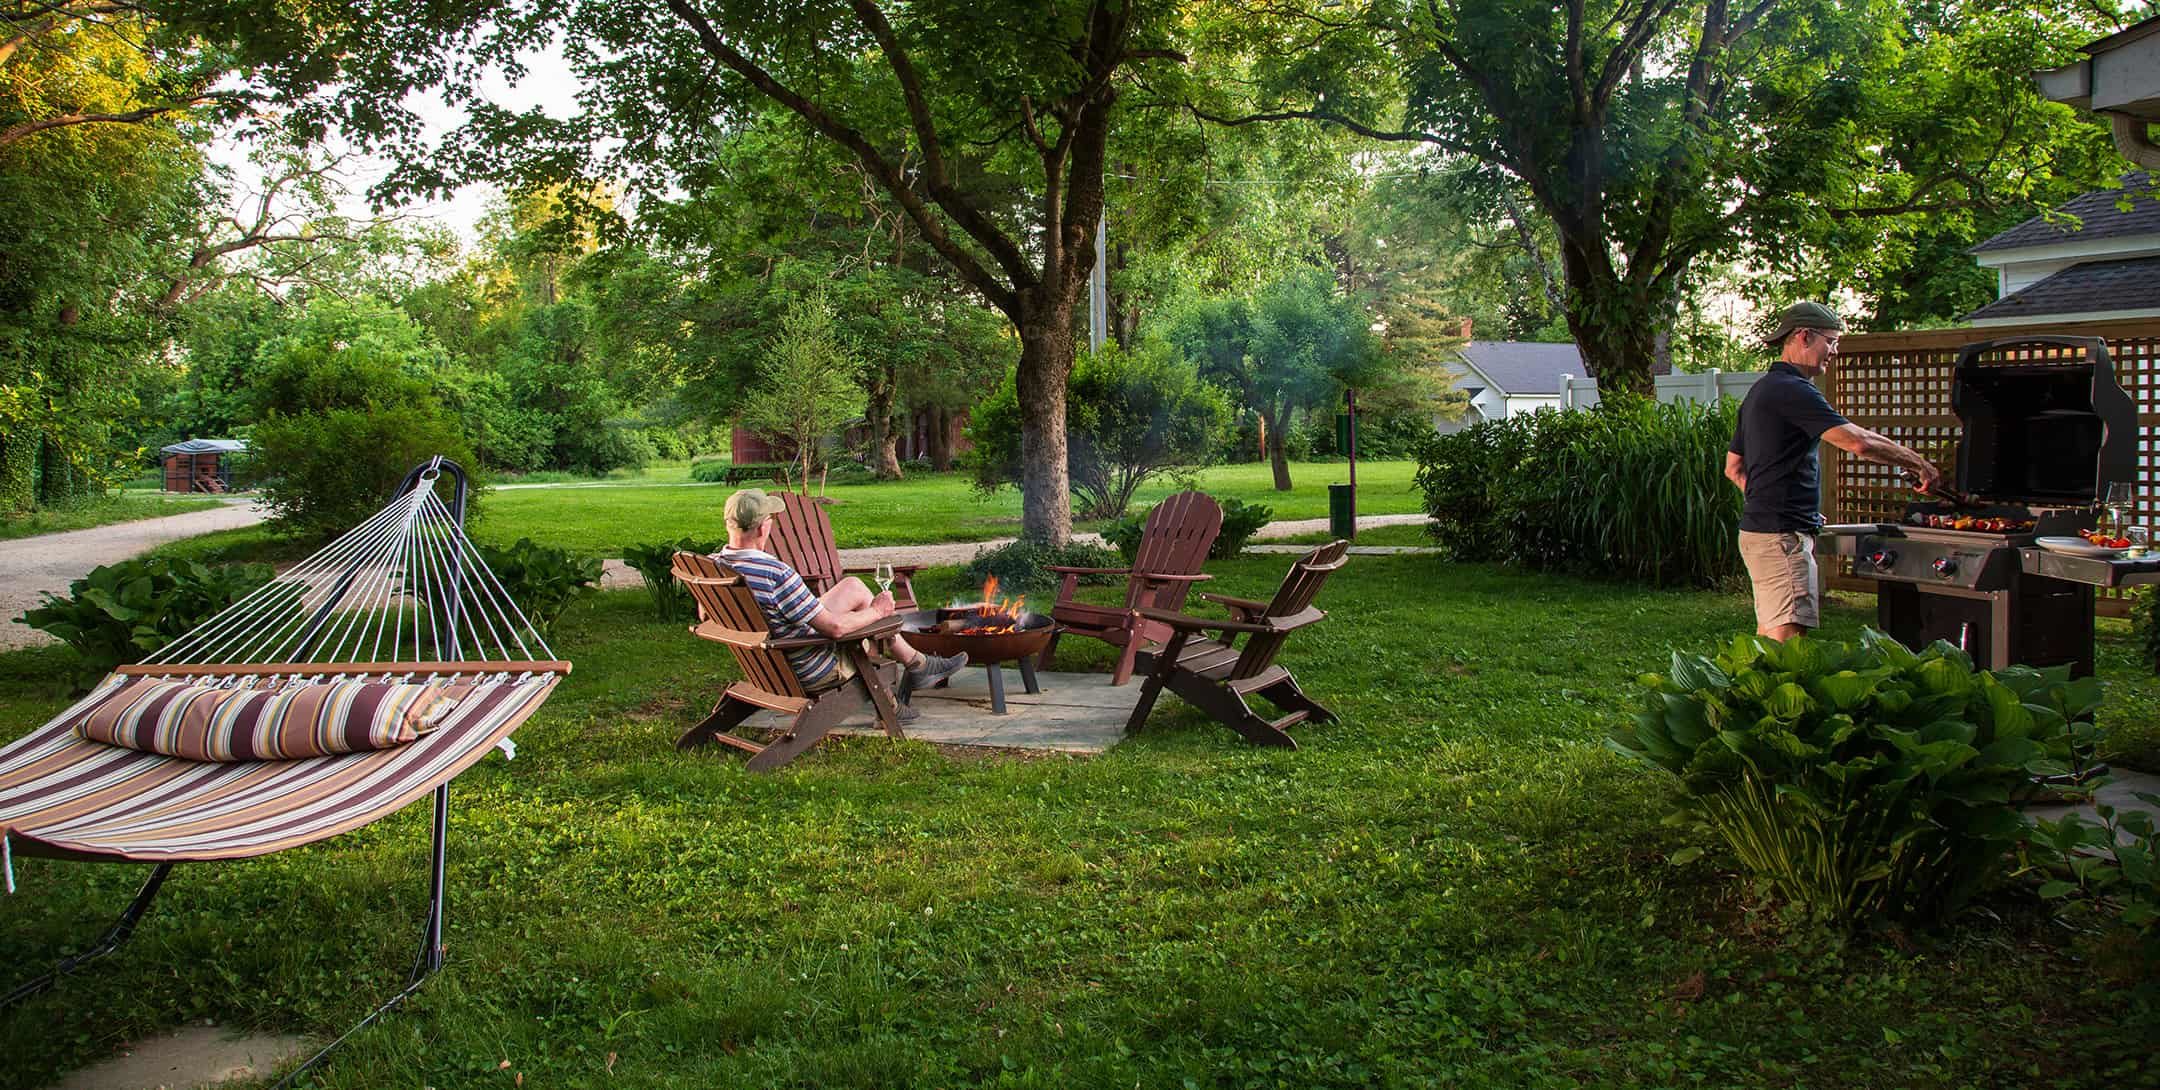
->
<box><xmin>874</xmin><ymin>562</ymin><xmax>895</xmax><ymax>597</ymax></box>
<box><xmin>2105</xmin><ymin>482</ymin><xmax>2135</xmax><ymax>537</ymax></box>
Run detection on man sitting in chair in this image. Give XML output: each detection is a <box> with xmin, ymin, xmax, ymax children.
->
<box><xmin>717</xmin><ymin>489</ymin><xmax>966</xmax><ymax>708</ymax></box>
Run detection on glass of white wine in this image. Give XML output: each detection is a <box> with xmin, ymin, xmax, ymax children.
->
<box><xmin>2105</xmin><ymin>481</ymin><xmax>2135</xmax><ymax>538</ymax></box>
<box><xmin>874</xmin><ymin>562</ymin><xmax>895</xmax><ymax>598</ymax></box>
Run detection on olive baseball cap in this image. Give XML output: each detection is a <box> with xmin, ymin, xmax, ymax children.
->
<box><xmin>1764</xmin><ymin>300</ymin><xmax>1845</xmax><ymax>347</ymax></box>
<box><xmin>723</xmin><ymin>488</ymin><xmax>786</xmax><ymax>532</ymax></box>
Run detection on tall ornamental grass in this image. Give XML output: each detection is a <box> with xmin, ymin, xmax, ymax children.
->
<box><xmin>1413</xmin><ymin>397</ymin><xmax>1742</xmax><ymax>587</ymax></box>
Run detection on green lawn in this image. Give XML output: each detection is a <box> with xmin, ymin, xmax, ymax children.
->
<box><xmin>472</xmin><ymin>461</ymin><xmax>1424</xmax><ymax>556</ymax></box>
<box><xmin>2</xmin><ymin>557</ymin><xmax>2153</xmax><ymax>1089</ymax></box>
<box><xmin>0</xmin><ymin>492</ymin><xmax>224</xmax><ymax>541</ymax></box>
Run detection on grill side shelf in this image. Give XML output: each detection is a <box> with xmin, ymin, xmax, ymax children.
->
<box><xmin>2019</xmin><ymin>547</ymin><xmax>2160</xmax><ymax>588</ymax></box>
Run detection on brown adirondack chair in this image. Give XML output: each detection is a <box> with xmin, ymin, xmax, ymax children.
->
<box><xmin>1038</xmin><ymin>491</ymin><xmax>1223</xmax><ymax>685</ymax></box>
<box><xmin>766</xmin><ymin>491</ymin><xmax>921</xmax><ymax>609</ymax></box>
<box><xmin>671</xmin><ymin>552</ymin><xmax>906</xmax><ymax>771</ymax></box>
<box><xmin>1124</xmin><ymin>540</ymin><xmax>1349</xmax><ymax>748</ymax></box>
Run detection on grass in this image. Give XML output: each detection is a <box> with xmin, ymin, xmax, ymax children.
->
<box><xmin>472</xmin><ymin>461</ymin><xmax>1425</xmax><ymax>556</ymax></box>
<box><xmin>0</xmin><ymin>492</ymin><xmax>224</xmax><ymax>541</ymax></box>
<box><xmin>2</xmin><ymin>557</ymin><xmax>2155</xmax><ymax>1089</ymax></box>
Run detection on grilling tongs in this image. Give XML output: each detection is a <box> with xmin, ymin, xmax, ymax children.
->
<box><xmin>1911</xmin><ymin>475</ymin><xmax>1983</xmax><ymax>511</ymax></box>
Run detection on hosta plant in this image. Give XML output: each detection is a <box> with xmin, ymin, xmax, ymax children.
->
<box><xmin>2024</xmin><ymin>782</ymin><xmax>2160</xmax><ymax>960</ymax></box>
<box><xmin>621</xmin><ymin>537</ymin><xmax>723</xmax><ymax>622</ymax></box>
<box><xmin>16</xmin><ymin>557</ymin><xmax>275</xmax><ymax>691</ymax></box>
<box><xmin>1612</xmin><ymin>629</ymin><xmax>2100</xmax><ymax>928</ymax></box>
<box><xmin>474</xmin><ymin>537</ymin><xmax>602</xmax><ymax>636</ymax></box>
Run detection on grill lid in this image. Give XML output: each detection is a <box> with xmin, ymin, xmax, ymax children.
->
<box><xmin>1950</xmin><ymin>336</ymin><xmax>2133</xmax><ymax>506</ymax></box>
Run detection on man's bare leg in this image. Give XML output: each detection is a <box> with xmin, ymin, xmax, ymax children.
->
<box><xmin>820</xmin><ymin>577</ymin><xmax>924</xmax><ymax>664</ymax></box>
<box><xmin>1761</xmin><ymin>622</ymin><xmax>1807</xmax><ymax>641</ymax></box>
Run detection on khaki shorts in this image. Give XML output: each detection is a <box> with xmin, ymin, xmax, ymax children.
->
<box><xmin>1738</xmin><ymin>530</ymin><xmax>1819</xmax><ymax>631</ymax></box>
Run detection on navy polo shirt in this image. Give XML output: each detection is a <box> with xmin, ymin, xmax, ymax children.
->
<box><xmin>1728</xmin><ymin>363</ymin><xmax>1850</xmax><ymax>533</ymax></box>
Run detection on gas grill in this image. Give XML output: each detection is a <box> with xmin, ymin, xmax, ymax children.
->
<box><xmin>1822</xmin><ymin>336</ymin><xmax>2133</xmax><ymax>675</ymax></box>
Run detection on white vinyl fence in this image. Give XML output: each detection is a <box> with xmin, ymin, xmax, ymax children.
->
<box><xmin>1556</xmin><ymin>368</ymin><xmax>1765</xmax><ymax>410</ymax></box>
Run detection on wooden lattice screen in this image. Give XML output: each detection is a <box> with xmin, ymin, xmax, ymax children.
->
<box><xmin>1821</xmin><ymin>317</ymin><xmax>2160</xmax><ymax>617</ymax></box>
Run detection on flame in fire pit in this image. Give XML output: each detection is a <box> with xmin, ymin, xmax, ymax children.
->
<box><xmin>956</xmin><ymin>575</ymin><xmax>1027</xmax><ymax>634</ymax></box>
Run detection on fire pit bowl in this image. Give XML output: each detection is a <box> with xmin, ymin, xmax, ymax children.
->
<box><xmin>897</xmin><ymin>608</ymin><xmax>1057</xmax><ymax>714</ymax></box>
<box><xmin>898</xmin><ymin>608</ymin><xmax>1056</xmax><ymax>663</ymax></box>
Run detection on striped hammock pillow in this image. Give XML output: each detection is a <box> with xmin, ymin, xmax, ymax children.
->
<box><xmin>74</xmin><ymin>678</ymin><xmax>462</xmax><ymax>761</ymax></box>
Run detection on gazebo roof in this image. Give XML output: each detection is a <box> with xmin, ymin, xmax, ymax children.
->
<box><xmin>159</xmin><ymin>438</ymin><xmax>248</xmax><ymax>456</ymax></box>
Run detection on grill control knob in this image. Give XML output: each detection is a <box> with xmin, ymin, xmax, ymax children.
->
<box><xmin>1869</xmin><ymin>550</ymin><xmax>1898</xmax><ymax>571</ymax></box>
<box><xmin>1932</xmin><ymin>556</ymin><xmax>1958</xmax><ymax>577</ymax></box>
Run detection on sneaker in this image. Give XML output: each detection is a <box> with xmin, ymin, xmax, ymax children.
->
<box><xmin>904</xmin><ymin>651</ymin><xmax>969</xmax><ymax>692</ymax></box>
<box><xmin>894</xmin><ymin>700</ymin><xmax>921</xmax><ymax>723</ymax></box>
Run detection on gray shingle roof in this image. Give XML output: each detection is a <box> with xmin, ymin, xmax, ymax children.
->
<box><xmin>1964</xmin><ymin>255</ymin><xmax>2160</xmax><ymax>322</ymax></box>
<box><xmin>1452</xmin><ymin>341</ymin><xmax>1585</xmax><ymax>395</ymax></box>
<box><xmin>1970</xmin><ymin>173</ymin><xmax>2160</xmax><ymax>254</ymax></box>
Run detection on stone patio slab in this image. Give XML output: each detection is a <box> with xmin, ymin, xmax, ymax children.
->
<box><xmin>741</xmin><ymin>668</ymin><xmax>1144</xmax><ymax>753</ymax></box>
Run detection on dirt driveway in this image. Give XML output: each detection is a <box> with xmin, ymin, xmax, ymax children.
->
<box><xmin>0</xmin><ymin>501</ymin><xmax>267</xmax><ymax>649</ymax></box>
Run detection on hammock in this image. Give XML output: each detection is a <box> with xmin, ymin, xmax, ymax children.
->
<box><xmin>0</xmin><ymin>457</ymin><xmax>568</xmax><ymax>1085</ymax></box>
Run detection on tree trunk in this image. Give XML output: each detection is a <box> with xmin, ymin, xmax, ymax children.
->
<box><xmin>1015</xmin><ymin>310</ymin><xmax>1075</xmax><ymax>545</ymax></box>
<box><xmin>1557</xmin><ymin>235</ymin><xmax>1660</xmax><ymax>398</ymax></box>
<box><xmin>927</xmin><ymin>406</ymin><xmax>954</xmax><ymax>472</ymax></box>
<box><xmin>1265</xmin><ymin>405</ymin><xmax>1293</xmax><ymax>491</ymax></box>
<box><xmin>866</xmin><ymin>379</ymin><xmax>902</xmax><ymax>480</ymax></box>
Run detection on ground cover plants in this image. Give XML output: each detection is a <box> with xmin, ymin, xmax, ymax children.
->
<box><xmin>13</xmin><ymin>556</ymin><xmax>275</xmax><ymax>690</ymax></box>
<box><xmin>2</xmin><ymin>557</ymin><xmax>2155</xmax><ymax>1088</ymax></box>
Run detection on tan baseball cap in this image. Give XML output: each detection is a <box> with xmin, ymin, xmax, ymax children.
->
<box><xmin>1764</xmin><ymin>300</ymin><xmax>1845</xmax><ymax>347</ymax></box>
<box><xmin>724</xmin><ymin>488</ymin><xmax>786</xmax><ymax>532</ymax></box>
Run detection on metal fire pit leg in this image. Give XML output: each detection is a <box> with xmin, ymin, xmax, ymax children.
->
<box><xmin>985</xmin><ymin>663</ymin><xmax>1008</xmax><ymax>714</ymax></box>
<box><xmin>1018</xmin><ymin>656</ymin><xmax>1041</xmax><ymax>695</ymax></box>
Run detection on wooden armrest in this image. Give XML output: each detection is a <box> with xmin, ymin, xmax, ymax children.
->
<box><xmin>836</xmin><ymin>613</ymin><xmax>905</xmax><ymax>641</ymax></box>
<box><xmin>1132</xmin><ymin>606</ymin><xmax>1275</xmax><ymax>635</ymax></box>
<box><xmin>1045</xmin><ymin>564</ymin><xmax>1129</xmax><ymax>575</ymax></box>
<box><xmin>1200</xmin><ymin>592</ymin><xmax>1271</xmax><ymax>615</ymax></box>
<box><xmin>1134</xmin><ymin>572</ymin><xmax>1213</xmax><ymax>583</ymax></box>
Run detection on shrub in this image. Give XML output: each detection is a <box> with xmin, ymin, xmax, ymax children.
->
<box><xmin>1612</xmin><ymin>629</ymin><xmax>2098</xmax><ymax>928</ymax></box>
<box><xmin>2024</xmin><ymin>779</ymin><xmax>2160</xmax><ymax>959</ymax></box>
<box><xmin>1214</xmin><ymin>497</ymin><xmax>1273</xmax><ymax>558</ymax></box>
<box><xmin>960</xmin><ymin>540</ymin><xmax>1125</xmax><ymax>599</ymax></box>
<box><xmin>967</xmin><ymin>343</ymin><xmax>1229</xmax><ymax>519</ymax></box>
<box><xmin>474</xmin><ymin>537</ymin><xmax>602</xmax><ymax>636</ymax></box>
<box><xmin>1413</xmin><ymin>399</ymin><xmax>1741</xmax><ymax>587</ymax></box>
<box><xmin>688</xmin><ymin>460</ymin><xmax>786</xmax><ymax>484</ymax></box>
<box><xmin>1102</xmin><ymin>512</ymin><xmax>1146</xmax><ymax>562</ymax></box>
<box><xmin>251</xmin><ymin>406</ymin><xmax>481</xmax><ymax>542</ymax></box>
<box><xmin>621</xmin><ymin>537</ymin><xmax>723</xmax><ymax>622</ymax></box>
<box><xmin>15</xmin><ymin>557</ymin><xmax>276</xmax><ymax>691</ymax></box>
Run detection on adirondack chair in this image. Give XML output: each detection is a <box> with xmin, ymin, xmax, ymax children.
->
<box><xmin>766</xmin><ymin>491</ymin><xmax>921</xmax><ymax>609</ymax></box>
<box><xmin>1124</xmin><ymin>540</ymin><xmax>1350</xmax><ymax>749</ymax></box>
<box><xmin>1037</xmin><ymin>491</ymin><xmax>1223</xmax><ymax>685</ymax></box>
<box><xmin>671</xmin><ymin>552</ymin><xmax>907</xmax><ymax>771</ymax></box>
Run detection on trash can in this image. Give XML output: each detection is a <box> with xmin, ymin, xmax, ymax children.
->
<box><xmin>1328</xmin><ymin>483</ymin><xmax>1356</xmax><ymax>540</ymax></box>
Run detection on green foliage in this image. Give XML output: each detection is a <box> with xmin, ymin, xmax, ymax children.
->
<box><xmin>620</xmin><ymin>537</ymin><xmax>723</xmax><ymax>622</ymax></box>
<box><xmin>968</xmin><ymin>344</ymin><xmax>1230</xmax><ymax>519</ymax></box>
<box><xmin>2025</xmin><ymin>780</ymin><xmax>2160</xmax><ymax>959</ymax></box>
<box><xmin>1414</xmin><ymin>400</ymin><xmax>1742</xmax><ymax>588</ymax></box>
<box><xmin>14</xmin><ymin>557</ymin><xmax>275</xmax><ymax>691</ymax></box>
<box><xmin>472</xmin><ymin>537</ymin><xmax>602</xmax><ymax>637</ymax></box>
<box><xmin>688</xmin><ymin>461</ymin><xmax>784</xmax><ymax>484</ymax></box>
<box><xmin>739</xmin><ymin>290</ymin><xmax>867</xmax><ymax>489</ymax></box>
<box><xmin>960</xmin><ymin>540</ymin><xmax>1126</xmax><ymax>599</ymax></box>
<box><xmin>2129</xmin><ymin>586</ymin><xmax>2160</xmax><ymax>670</ymax></box>
<box><xmin>1214</xmin><ymin>497</ymin><xmax>1274</xmax><ymax>559</ymax></box>
<box><xmin>250</xmin><ymin>406</ymin><xmax>479</xmax><ymax>541</ymax></box>
<box><xmin>1615</xmin><ymin>629</ymin><xmax>2099</xmax><ymax>927</ymax></box>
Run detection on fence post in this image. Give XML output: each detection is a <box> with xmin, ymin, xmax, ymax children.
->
<box><xmin>1707</xmin><ymin>368</ymin><xmax>1721</xmax><ymax>402</ymax></box>
<box><xmin>1560</xmin><ymin>374</ymin><xmax>1574</xmax><ymax>410</ymax></box>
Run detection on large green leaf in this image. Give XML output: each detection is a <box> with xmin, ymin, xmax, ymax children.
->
<box><xmin>1765</xmin><ymin>682</ymin><xmax>1816</xmax><ymax>721</ymax></box>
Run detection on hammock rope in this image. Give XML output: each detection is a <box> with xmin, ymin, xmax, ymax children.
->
<box><xmin>142</xmin><ymin>468</ymin><xmax>556</xmax><ymax>674</ymax></box>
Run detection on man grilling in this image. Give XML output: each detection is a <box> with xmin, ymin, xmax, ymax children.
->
<box><xmin>1725</xmin><ymin>302</ymin><xmax>1942</xmax><ymax>640</ymax></box>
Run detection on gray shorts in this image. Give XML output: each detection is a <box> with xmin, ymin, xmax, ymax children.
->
<box><xmin>1738</xmin><ymin>530</ymin><xmax>1819</xmax><ymax>631</ymax></box>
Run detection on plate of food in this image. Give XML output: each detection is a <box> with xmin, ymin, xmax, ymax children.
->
<box><xmin>2036</xmin><ymin>533</ymin><xmax>2128</xmax><ymax>558</ymax></box>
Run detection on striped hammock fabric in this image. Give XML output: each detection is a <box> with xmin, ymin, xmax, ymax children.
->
<box><xmin>0</xmin><ymin>459</ymin><xmax>569</xmax><ymax>867</ymax></box>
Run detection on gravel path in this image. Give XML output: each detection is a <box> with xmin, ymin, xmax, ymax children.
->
<box><xmin>0</xmin><ymin>501</ymin><xmax>267</xmax><ymax>649</ymax></box>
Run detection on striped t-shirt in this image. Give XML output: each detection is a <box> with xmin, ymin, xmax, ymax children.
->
<box><xmin>716</xmin><ymin>548</ymin><xmax>837</xmax><ymax>683</ymax></box>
